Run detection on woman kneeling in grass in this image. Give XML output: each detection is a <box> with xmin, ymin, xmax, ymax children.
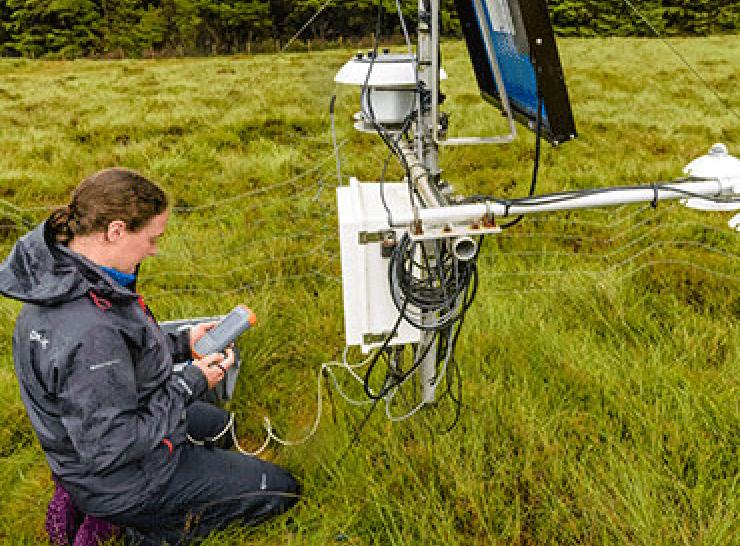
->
<box><xmin>0</xmin><ymin>168</ymin><xmax>299</xmax><ymax>545</ymax></box>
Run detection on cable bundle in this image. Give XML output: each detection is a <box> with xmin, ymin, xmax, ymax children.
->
<box><xmin>354</xmin><ymin>232</ymin><xmax>483</xmax><ymax>432</ymax></box>
<box><xmin>388</xmin><ymin>234</ymin><xmax>478</xmax><ymax>330</ymax></box>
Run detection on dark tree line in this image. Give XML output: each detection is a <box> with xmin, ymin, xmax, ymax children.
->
<box><xmin>550</xmin><ymin>0</ymin><xmax>738</xmax><ymax>37</ymax></box>
<box><xmin>0</xmin><ymin>0</ymin><xmax>737</xmax><ymax>58</ymax></box>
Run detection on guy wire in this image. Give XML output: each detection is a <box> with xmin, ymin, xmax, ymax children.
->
<box><xmin>621</xmin><ymin>0</ymin><xmax>739</xmax><ymax>121</ymax></box>
<box><xmin>281</xmin><ymin>0</ymin><xmax>338</xmax><ymax>53</ymax></box>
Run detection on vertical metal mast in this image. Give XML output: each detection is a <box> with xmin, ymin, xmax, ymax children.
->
<box><xmin>416</xmin><ymin>0</ymin><xmax>444</xmax><ymax>404</ymax></box>
<box><xmin>416</xmin><ymin>0</ymin><xmax>436</xmax><ymax>176</ymax></box>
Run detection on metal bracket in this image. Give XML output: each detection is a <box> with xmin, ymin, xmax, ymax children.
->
<box><xmin>408</xmin><ymin>223</ymin><xmax>500</xmax><ymax>242</ymax></box>
<box><xmin>358</xmin><ymin>229</ymin><xmax>395</xmax><ymax>244</ymax></box>
<box><xmin>483</xmin><ymin>200</ymin><xmax>495</xmax><ymax>227</ymax></box>
<box><xmin>430</xmin><ymin>0</ymin><xmax>517</xmax><ymax>147</ymax></box>
<box><xmin>381</xmin><ymin>232</ymin><xmax>397</xmax><ymax>257</ymax></box>
<box><xmin>411</xmin><ymin>205</ymin><xmax>423</xmax><ymax>235</ymax></box>
<box><xmin>363</xmin><ymin>331</ymin><xmax>396</xmax><ymax>345</ymax></box>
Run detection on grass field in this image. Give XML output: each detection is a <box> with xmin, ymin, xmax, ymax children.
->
<box><xmin>0</xmin><ymin>36</ymin><xmax>737</xmax><ymax>545</ymax></box>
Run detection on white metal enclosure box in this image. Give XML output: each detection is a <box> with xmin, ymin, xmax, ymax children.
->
<box><xmin>337</xmin><ymin>178</ymin><xmax>421</xmax><ymax>353</ymax></box>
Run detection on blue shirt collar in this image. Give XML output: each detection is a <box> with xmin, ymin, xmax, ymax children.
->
<box><xmin>100</xmin><ymin>266</ymin><xmax>137</xmax><ymax>288</ymax></box>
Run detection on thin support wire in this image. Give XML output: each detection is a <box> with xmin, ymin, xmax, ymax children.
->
<box><xmin>281</xmin><ymin>0</ymin><xmax>338</xmax><ymax>53</ymax></box>
<box><xmin>621</xmin><ymin>0</ymin><xmax>739</xmax><ymax>121</ymax></box>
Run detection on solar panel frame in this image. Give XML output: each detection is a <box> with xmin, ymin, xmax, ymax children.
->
<box><xmin>455</xmin><ymin>0</ymin><xmax>577</xmax><ymax>145</ymax></box>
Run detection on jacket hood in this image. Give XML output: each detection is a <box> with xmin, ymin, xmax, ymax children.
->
<box><xmin>0</xmin><ymin>222</ymin><xmax>135</xmax><ymax>305</ymax></box>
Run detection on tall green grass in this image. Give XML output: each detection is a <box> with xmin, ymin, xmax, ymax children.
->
<box><xmin>0</xmin><ymin>37</ymin><xmax>737</xmax><ymax>545</ymax></box>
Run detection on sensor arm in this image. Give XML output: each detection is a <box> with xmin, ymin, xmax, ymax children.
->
<box><xmin>389</xmin><ymin>176</ymin><xmax>738</xmax><ymax>226</ymax></box>
<box><xmin>391</xmin><ymin>144</ymin><xmax>740</xmax><ymax>229</ymax></box>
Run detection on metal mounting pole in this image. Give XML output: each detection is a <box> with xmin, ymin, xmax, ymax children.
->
<box><xmin>416</xmin><ymin>0</ymin><xmax>445</xmax><ymax>405</ymax></box>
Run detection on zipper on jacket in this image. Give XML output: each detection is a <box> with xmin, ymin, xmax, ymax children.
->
<box><xmin>49</xmin><ymin>366</ymin><xmax>59</xmax><ymax>401</ymax></box>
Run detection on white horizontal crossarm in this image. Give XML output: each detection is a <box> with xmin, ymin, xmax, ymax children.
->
<box><xmin>683</xmin><ymin>198</ymin><xmax>740</xmax><ymax>212</ymax></box>
<box><xmin>386</xmin><ymin>143</ymin><xmax>740</xmax><ymax>228</ymax></box>
<box><xmin>389</xmin><ymin>176</ymin><xmax>739</xmax><ymax>227</ymax></box>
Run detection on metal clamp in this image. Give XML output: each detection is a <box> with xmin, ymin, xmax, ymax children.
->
<box><xmin>483</xmin><ymin>200</ymin><xmax>495</xmax><ymax>227</ymax></box>
<box><xmin>412</xmin><ymin>206</ymin><xmax>423</xmax><ymax>235</ymax></box>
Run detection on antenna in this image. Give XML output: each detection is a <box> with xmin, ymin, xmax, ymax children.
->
<box><xmin>334</xmin><ymin>0</ymin><xmax>740</xmax><ymax>418</ymax></box>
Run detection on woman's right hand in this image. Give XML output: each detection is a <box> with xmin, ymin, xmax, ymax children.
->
<box><xmin>193</xmin><ymin>348</ymin><xmax>235</xmax><ymax>390</ymax></box>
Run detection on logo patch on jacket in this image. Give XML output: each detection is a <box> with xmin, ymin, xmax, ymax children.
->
<box><xmin>29</xmin><ymin>330</ymin><xmax>49</xmax><ymax>349</ymax></box>
<box><xmin>89</xmin><ymin>359</ymin><xmax>121</xmax><ymax>371</ymax></box>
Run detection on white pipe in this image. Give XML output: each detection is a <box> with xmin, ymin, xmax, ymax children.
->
<box><xmin>452</xmin><ymin>236</ymin><xmax>477</xmax><ymax>261</ymax></box>
<box><xmin>389</xmin><ymin>178</ymin><xmax>735</xmax><ymax>226</ymax></box>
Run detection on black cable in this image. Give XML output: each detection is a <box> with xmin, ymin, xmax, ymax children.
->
<box><xmin>380</xmin><ymin>113</ymin><xmax>415</xmax><ymax>226</ymax></box>
<box><xmin>459</xmin><ymin>102</ymin><xmax>735</xmax><ymax>222</ymax></box>
<box><xmin>361</xmin><ymin>306</ymin><xmax>406</xmax><ymax>400</ymax></box>
<box><xmin>433</xmin><ymin>253</ymin><xmax>478</xmax><ymax>433</ymax></box>
<box><xmin>348</xmin><ymin>395</ymin><xmax>383</xmax><ymax>447</ymax></box>
<box><xmin>441</xmin><ymin>335</ymin><xmax>463</xmax><ymax>433</ymax></box>
<box><xmin>464</xmin><ymin>178</ymin><xmax>738</xmax><ymax>213</ymax></box>
<box><xmin>359</xmin><ymin>0</ymin><xmax>419</xmax><ymax>220</ymax></box>
<box><xmin>363</xmin><ymin>327</ymin><xmax>439</xmax><ymax>401</ymax></box>
<box><xmin>357</xmin><ymin>233</ymin><xmax>483</xmax><ymax>429</ymax></box>
<box><xmin>500</xmin><ymin>91</ymin><xmax>544</xmax><ymax>229</ymax></box>
<box><xmin>498</xmin><ymin>182</ymin><xmax>739</xmax><ymax>208</ymax></box>
<box><xmin>389</xmin><ymin>234</ymin><xmax>478</xmax><ymax>330</ymax></box>
<box><xmin>493</xmin><ymin>176</ymin><xmax>714</xmax><ymax>202</ymax></box>
<box><xmin>341</xmin><ymin>371</ymin><xmax>393</xmax><ymax>457</ymax></box>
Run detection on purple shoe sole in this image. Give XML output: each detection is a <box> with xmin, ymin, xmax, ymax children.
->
<box><xmin>45</xmin><ymin>478</ymin><xmax>120</xmax><ymax>546</ymax></box>
<box><xmin>73</xmin><ymin>514</ymin><xmax>120</xmax><ymax>546</ymax></box>
<box><xmin>45</xmin><ymin>479</ymin><xmax>80</xmax><ymax>546</ymax></box>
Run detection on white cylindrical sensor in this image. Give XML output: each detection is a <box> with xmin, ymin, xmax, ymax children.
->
<box><xmin>361</xmin><ymin>88</ymin><xmax>416</xmax><ymax>124</ymax></box>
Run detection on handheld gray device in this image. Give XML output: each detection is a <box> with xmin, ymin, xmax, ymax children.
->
<box><xmin>193</xmin><ymin>305</ymin><xmax>256</xmax><ymax>357</ymax></box>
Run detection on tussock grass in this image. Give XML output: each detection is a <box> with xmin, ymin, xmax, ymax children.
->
<box><xmin>0</xmin><ymin>37</ymin><xmax>737</xmax><ymax>545</ymax></box>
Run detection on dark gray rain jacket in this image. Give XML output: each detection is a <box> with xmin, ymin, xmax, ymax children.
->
<box><xmin>0</xmin><ymin>222</ymin><xmax>208</xmax><ymax>517</ymax></box>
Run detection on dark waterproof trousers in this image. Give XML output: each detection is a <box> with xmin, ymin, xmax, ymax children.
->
<box><xmin>109</xmin><ymin>402</ymin><xmax>299</xmax><ymax>545</ymax></box>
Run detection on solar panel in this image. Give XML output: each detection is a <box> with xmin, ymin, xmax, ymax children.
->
<box><xmin>455</xmin><ymin>0</ymin><xmax>577</xmax><ymax>144</ymax></box>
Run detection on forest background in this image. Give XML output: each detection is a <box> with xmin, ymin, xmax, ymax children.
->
<box><xmin>0</xmin><ymin>0</ymin><xmax>738</xmax><ymax>59</ymax></box>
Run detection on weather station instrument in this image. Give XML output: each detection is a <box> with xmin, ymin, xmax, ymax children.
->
<box><xmin>334</xmin><ymin>0</ymin><xmax>740</xmax><ymax>415</ymax></box>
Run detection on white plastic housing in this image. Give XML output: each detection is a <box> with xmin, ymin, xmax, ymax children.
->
<box><xmin>335</xmin><ymin>53</ymin><xmax>447</xmax><ymax>125</ymax></box>
<box><xmin>683</xmin><ymin>143</ymin><xmax>740</xmax><ymax>180</ymax></box>
<box><xmin>337</xmin><ymin>178</ymin><xmax>421</xmax><ymax>353</ymax></box>
<box><xmin>730</xmin><ymin>214</ymin><xmax>740</xmax><ymax>231</ymax></box>
<box><xmin>682</xmin><ymin>143</ymin><xmax>740</xmax><ymax>213</ymax></box>
<box><xmin>360</xmin><ymin>88</ymin><xmax>417</xmax><ymax>124</ymax></box>
<box><xmin>335</xmin><ymin>53</ymin><xmax>447</xmax><ymax>87</ymax></box>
